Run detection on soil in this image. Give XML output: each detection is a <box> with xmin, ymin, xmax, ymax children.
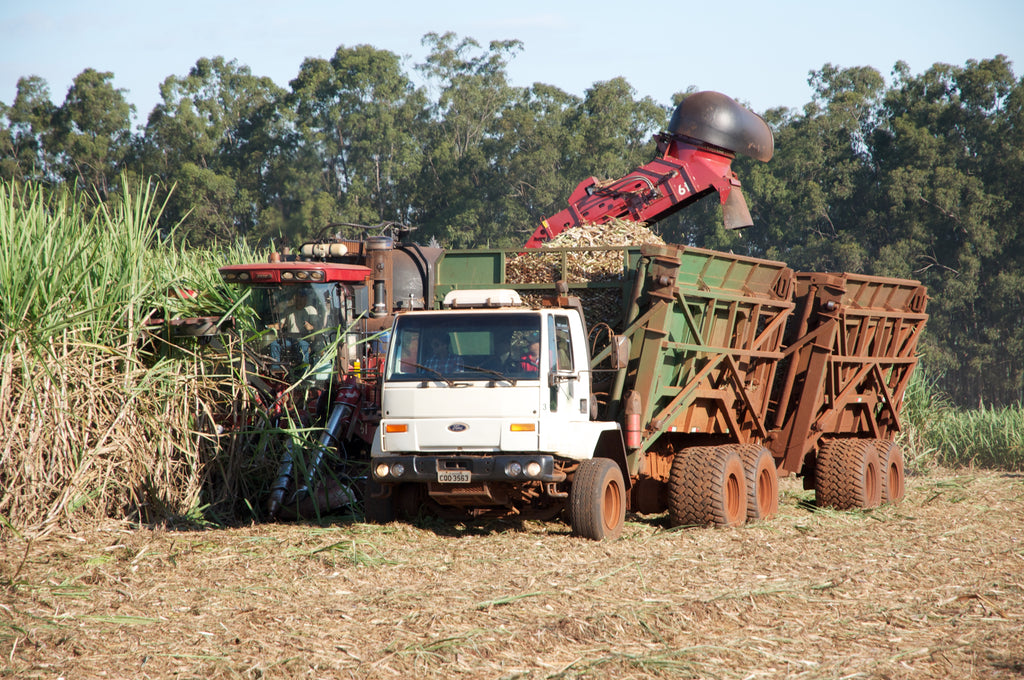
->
<box><xmin>2</xmin><ymin>470</ymin><xmax>1022</xmax><ymax>679</ymax></box>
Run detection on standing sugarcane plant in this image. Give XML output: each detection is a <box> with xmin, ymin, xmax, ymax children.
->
<box><xmin>0</xmin><ymin>178</ymin><xmax>261</xmax><ymax>533</ymax></box>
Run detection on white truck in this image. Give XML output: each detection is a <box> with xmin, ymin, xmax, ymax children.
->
<box><xmin>368</xmin><ymin>289</ymin><xmax>630</xmax><ymax>539</ymax></box>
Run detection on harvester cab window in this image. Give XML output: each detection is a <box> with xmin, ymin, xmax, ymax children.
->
<box><xmin>247</xmin><ymin>283</ymin><xmax>345</xmax><ymax>383</ymax></box>
<box><xmin>278</xmin><ymin>289</ymin><xmax>319</xmax><ymax>335</ymax></box>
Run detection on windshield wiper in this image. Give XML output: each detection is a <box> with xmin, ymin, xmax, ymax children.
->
<box><xmin>462</xmin><ymin>363</ymin><xmax>518</xmax><ymax>386</ymax></box>
<box><xmin>406</xmin><ymin>361</ymin><xmax>458</xmax><ymax>387</ymax></box>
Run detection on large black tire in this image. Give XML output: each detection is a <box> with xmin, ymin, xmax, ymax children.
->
<box><xmin>363</xmin><ymin>477</ymin><xmax>396</xmax><ymax>524</ymax></box>
<box><xmin>668</xmin><ymin>446</ymin><xmax>747</xmax><ymax>528</ymax></box>
<box><xmin>874</xmin><ymin>439</ymin><xmax>906</xmax><ymax>504</ymax></box>
<box><xmin>815</xmin><ymin>439</ymin><xmax>881</xmax><ymax>510</ymax></box>
<box><xmin>568</xmin><ymin>458</ymin><xmax>626</xmax><ymax>540</ymax></box>
<box><xmin>735</xmin><ymin>444</ymin><xmax>779</xmax><ymax>522</ymax></box>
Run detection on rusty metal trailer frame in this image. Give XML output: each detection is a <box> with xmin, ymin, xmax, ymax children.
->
<box><xmin>768</xmin><ymin>272</ymin><xmax>929</xmax><ymax>476</ymax></box>
<box><xmin>607</xmin><ymin>245</ymin><xmax>794</xmax><ymax>455</ymax></box>
<box><xmin>429</xmin><ymin>244</ymin><xmax>930</xmax><ymax>490</ymax></box>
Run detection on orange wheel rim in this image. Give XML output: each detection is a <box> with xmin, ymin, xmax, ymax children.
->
<box><xmin>726</xmin><ymin>473</ymin><xmax>742</xmax><ymax>521</ymax></box>
<box><xmin>757</xmin><ymin>470</ymin><xmax>772</xmax><ymax>510</ymax></box>
<box><xmin>889</xmin><ymin>461</ymin><xmax>904</xmax><ymax>499</ymax></box>
<box><xmin>866</xmin><ymin>461</ymin><xmax>879</xmax><ymax>504</ymax></box>
<box><xmin>603</xmin><ymin>481</ymin><xmax>621</xmax><ymax>529</ymax></box>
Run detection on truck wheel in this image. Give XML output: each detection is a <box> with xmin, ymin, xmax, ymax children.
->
<box><xmin>815</xmin><ymin>439</ymin><xmax>881</xmax><ymax>510</ymax></box>
<box><xmin>363</xmin><ymin>478</ymin><xmax>395</xmax><ymax>523</ymax></box>
<box><xmin>568</xmin><ymin>458</ymin><xmax>626</xmax><ymax>540</ymax></box>
<box><xmin>735</xmin><ymin>444</ymin><xmax>779</xmax><ymax>521</ymax></box>
<box><xmin>668</xmin><ymin>446</ymin><xmax>747</xmax><ymax>528</ymax></box>
<box><xmin>874</xmin><ymin>440</ymin><xmax>905</xmax><ymax>504</ymax></box>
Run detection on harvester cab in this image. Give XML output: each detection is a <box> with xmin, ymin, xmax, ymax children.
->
<box><xmin>220</xmin><ymin>255</ymin><xmax>371</xmax><ymax>386</ymax></box>
<box><xmin>219</xmin><ymin>230</ymin><xmax>443</xmax><ymax>382</ymax></box>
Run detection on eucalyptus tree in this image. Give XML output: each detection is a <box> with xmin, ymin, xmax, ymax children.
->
<box><xmin>868</xmin><ymin>56</ymin><xmax>1023</xmax><ymax>405</ymax></box>
<box><xmin>285</xmin><ymin>44</ymin><xmax>427</xmax><ymax>243</ymax></box>
<box><xmin>141</xmin><ymin>56</ymin><xmax>288</xmax><ymax>245</ymax></box>
<box><xmin>488</xmin><ymin>82</ymin><xmax>582</xmax><ymax>245</ymax></box>
<box><xmin>734</xmin><ymin>64</ymin><xmax>888</xmax><ymax>269</ymax></box>
<box><xmin>561</xmin><ymin>77</ymin><xmax>664</xmax><ymax>184</ymax></box>
<box><xmin>413</xmin><ymin>32</ymin><xmax>525</xmax><ymax>247</ymax></box>
<box><xmin>47</xmin><ymin>69</ymin><xmax>135</xmax><ymax>202</ymax></box>
<box><xmin>0</xmin><ymin>76</ymin><xmax>59</xmax><ymax>184</ymax></box>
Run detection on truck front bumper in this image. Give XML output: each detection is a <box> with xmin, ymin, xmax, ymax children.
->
<box><xmin>371</xmin><ymin>454</ymin><xmax>563</xmax><ymax>485</ymax></box>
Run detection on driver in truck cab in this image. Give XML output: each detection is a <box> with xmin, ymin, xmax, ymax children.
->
<box><xmin>423</xmin><ymin>335</ymin><xmax>464</xmax><ymax>373</ymax></box>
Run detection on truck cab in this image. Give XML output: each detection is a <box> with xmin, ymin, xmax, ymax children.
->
<box><xmin>369</xmin><ymin>290</ymin><xmax>626</xmax><ymax>528</ymax></box>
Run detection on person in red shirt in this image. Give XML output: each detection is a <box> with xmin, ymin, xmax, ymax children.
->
<box><xmin>519</xmin><ymin>341</ymin><xmax>540</xmax><ymax>373</ymax></box>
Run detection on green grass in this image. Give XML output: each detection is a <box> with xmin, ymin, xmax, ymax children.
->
<box><xmin>899</xmin><ymin>368</ymin><xmax>1024</xmax><ymax>471</ymax></box>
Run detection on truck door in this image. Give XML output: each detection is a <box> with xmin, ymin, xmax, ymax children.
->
<box><xmin>539</xmin><ymin>313</ymin><xmax>590</xmax><ymax>454</ymax></box>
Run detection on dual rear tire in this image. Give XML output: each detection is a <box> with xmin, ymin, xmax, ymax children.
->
<box><xmin>572</xmin><ymin>442</ymin><xmax>781</xmax><ymax>538</ymax></box>
<box><xmin>815</xmin><ymin>439</ymin><xmax>881</xmax><ymax>510</ymax></box>
<box><xmin>667</xmin><ymin>444</ymin><xmax>780</xmax><ymax>528</ymax></box>
<box><xmin>814</xmin><ymin>438</ymin><xmax>906</xmax><ymax>509</ymax></box>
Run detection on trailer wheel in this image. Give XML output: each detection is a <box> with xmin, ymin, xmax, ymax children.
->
<box><xmin>815</xmin><ymin>439</ymin><xmax>881</xmax><ymax>510</ymax></box>
<box><xmin>735</xmin><ymin>444</ymin><xmax>779</xmax><ymax>521</ymax></box>
<box><xmin>668</xmin><ymin>446</ymin><xmax>747</xmax><ymax>528</ymax></box>
<box><xmin>568</xmin><ymin>458</ymin><xmax>626</xmax><ymax>540</ymax></box>
<box><xmin>363</xmin><ymin>478</ymin><xmax>395</xmax><ymax>524</ymax></box>
<box><xmin>875</xmin><ymin>440</ymin><xmax>905</xmax><ymax>504</ymax></box>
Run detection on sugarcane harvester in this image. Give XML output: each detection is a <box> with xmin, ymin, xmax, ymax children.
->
<box><xmin>218</xmin><ymin>232</ymin><xmax>443</xmax><ymax>518</ymax></box>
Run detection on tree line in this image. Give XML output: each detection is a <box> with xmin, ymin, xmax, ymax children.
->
<box><xmin>2</xmin><ymin>33</ymin><xmax>1021</xmax><ymax>408</ymax></box>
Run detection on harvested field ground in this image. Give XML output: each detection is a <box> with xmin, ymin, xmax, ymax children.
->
<box><xmin>2</xmin><ymin>470</ymin><xmax>1023</xmax><ymax>679</ymax></box>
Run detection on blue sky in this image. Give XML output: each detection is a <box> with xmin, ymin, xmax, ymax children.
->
<box><xmin>2</xmin><ymin>0</ymin><xmax>1022</xmax><ymax>125</ymax></box>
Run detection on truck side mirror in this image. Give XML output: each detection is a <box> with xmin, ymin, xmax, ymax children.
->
<box><xmin>610</xmin><ymin>334</ymin><xmax>629</xmax><ymax>369</ymax></box>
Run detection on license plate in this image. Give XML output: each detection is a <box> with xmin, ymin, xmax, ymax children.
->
<box><xmin>437</xmin><ymin>469</ymin><xmax>471</xmax><ymax>484</ymax></box>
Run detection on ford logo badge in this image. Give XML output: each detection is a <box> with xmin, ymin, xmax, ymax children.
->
<box><xmin>448</xmin><ymin>423</ymin><xmax>468</xmax><ymax>433</ymax></box>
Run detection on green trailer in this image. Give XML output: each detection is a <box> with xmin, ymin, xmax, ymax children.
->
<box><xmin>600</xmin><ymin>244</ymin><xmax>794</xmax><ymax>524</ymax></box>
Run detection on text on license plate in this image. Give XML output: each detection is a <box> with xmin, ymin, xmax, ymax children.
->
<box><xmin>437</xmin><ymin>470</ymin><xmax>471</xmax><ymax>484</ymax></box>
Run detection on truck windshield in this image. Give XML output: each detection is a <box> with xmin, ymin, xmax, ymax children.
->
<box><xmin>248</xmin><ymin>283</ymin><xmax>344</xmax><ymax>383</ymax></box>
<box><xmin>386</xmin><ymin>312</ymin><xmax>542</xmax><ymax>382</ymax></box>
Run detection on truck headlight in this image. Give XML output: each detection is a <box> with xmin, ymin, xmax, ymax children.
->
<box><xmin>504</xmin><ymin>461</ymin><xmax>522</xmax><ymax>478</ymax></box>
<box><xmin>391</xmin><ymin>463</ymin><xmax>405</xmax><ymax>478</ymax></box>
<box><xmin>374</xmin><ymin>463</ymin><xmax>389</xmax><ymax>478</ymax></box>
<box><xmin>526</xmin><ymin>461</ymin><xmax>542</xmax><ymax>478</ymax></box>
